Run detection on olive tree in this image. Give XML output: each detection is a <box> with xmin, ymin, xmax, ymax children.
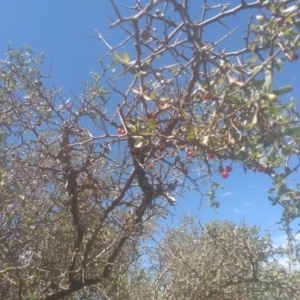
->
<box><xmin>125</xmin><ymin>217</ymin><xmax>300</xmax><ymax>299</ymax></box>
<box><xmin>1</xmin><ymin>0</ymin><xmax>300</xmax><ymax>298</ymax></box>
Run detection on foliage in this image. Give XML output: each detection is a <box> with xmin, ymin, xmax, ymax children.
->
<box><xmin>125</xmin><ymin>217</ymin><xmax>300</xmax><ymax>299</ymax></box>
<box><xmin>1</xmin><ymin>0</ymin><xmax>300</xmax><ymax>298</ymax></box>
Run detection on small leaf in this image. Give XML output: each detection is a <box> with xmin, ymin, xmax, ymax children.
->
<box><xmin>273</xmin><ymin>62</ymin><xmax>283</xmax><ymax>72</ymax></box>
<box><xmin>169</xmin><ymin>67</ymin><xmax>181</xmax><ymax>73</ymax></box>
<box><xmin>202</xmin><ymin>135</ymin><xmax>209</xmax><ymax>145</ymax></box>
<box><xmin>149</xmin><ymin>93</ymin><xmax>157</xmax><ymax>100</ymax></box>
<box><xmin>132</xmin><ymin>136</ymin><xmax>144</xmax><ymax>142</ymax></box>
<box><xmin>286</xmin><ymin>11</ymin><xmax>298</xmax><ymax>22</ymax></box>
<box><xmin>250</xmin><ymin>42</ymin><xmax>258</xmax><ymax>52</ymax></box>
<box><xmin>252</xmin><ymin>113</ymin><xmax>258</xmax><ymax>125</ymax></box>
<box><xmin>123</xmin><ymin>52</ymin><xmax>130</xmax><ymax>63</ymax></box>
<box><xmin>126</xmin><ymin>123</ymin><xmax>136</xmax><ymax>133</ymax></box>
<box><xmin>283</xmin><ymin>126</ymin><xmax>300</xmax><ymax>137</ymax></box>
<box><xmin>159</xmin><ymin>97</ymin><xmax>169</xmax><ymax>102</ymax></box>
<box><xmin>273</xmin><ymin>86</ymin><xmax>293</xmax><ymax>96</ymax></box>
<box><xmin>114</xmin><ymin>51</ymin><xmax>125</xmax><ymax>64</ymax></box>
<box><xmin>266</xmin><ymin>93</ymin><xmax>278</xmax><ymax>102</ymax></box>
<box><xmin>187</xmin><ymin>131</ymin><xmax>195</xmax><ymax>140</ymax></box>
<box><xmin>252</xmin><ymin>80</ymin><xmax>265</xmax><ymax>88</ymax></box>
<box><xmin>280</xmin><ymin>194</ymin><xmax>292</xmax><ymax>201</ymax></box>
<box><xmin>250</xmin><ymin>25</ymin><xmax>261</xmax><ymax>30</ymax></box>
<box><xmin>249</xmin><ymin>56</ymin><xmax>257</xmax><ymax>63</ymax></box>
<box><xmin>134</xmin><ymin>141</ymin><xmax>143</xmax><ymax>148</ymax></box>
<box><xmin>141</xmin><ymin>61</ymin><xmax>151</xmax><ymax>70</ymax></box>
<box><xmin>262</xmin><ymin>69</ymin><xmax>273</xmax><ymax>93</ymax></box>
<box><xmin>246</xmin><ymin>123</ymin><xmax>254</xmax><ymax>130</ymax></box>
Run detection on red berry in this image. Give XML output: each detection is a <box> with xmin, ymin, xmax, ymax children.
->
<box><xmin>147</xmin><ymin>112</ymin><xmax>156</xmax><ymax>119</ymax></box>
<box><xmin>278</xmin><ymin>18</ymin><xmax>285</xmax><ymax>25</ymax></box>
<box><xmin>187</xmin><ymin>150</ymin><xmax>194</xmax><ymax>158</ymax></box>
<box><xmin>222</xmin><ymin>134</ymin><xmax>228</xmax><ymax>142</ymax></box>
<box><xmin>257</xmin><ymin>165</ymin><xmax>265</xmax><ymax>173</ymax></box>
<box><xmin>226</xmin><ymin>166</ymin><xmax>232</xmax><ymax>172</ymax></box>
<box><xmin>183</xmin><ymin>169</ymin><xmax>189</xmax><ymax>175</ymax></box>
<box><xmin>117</xmin><ymin>128</ymin><xmax>126</xmax><ymax>135</ymax></box>
<box><xmin>177</xmin><ymin>114</ymin><xmax>183</xmax><ymax>121</ymax></box>
<box><xmin>131</xmin><ymin>147</ymin><xmax>137</xmax><ymax>153</ymax></box>
<box><xmin>147</xmin><ymin>164</ymin><xmax>153</xmax><ymax>170</ymax></box>
<box><xmin>291</xmin><ymin>52</ymin><xmax>299</xmax><ymax>61</ymax></box>
<box><xmin>203</xmin><ymin>93</ymin><xmax>211</xmax><ymax>100</ymax></box>
<box><xmin>208</xmin><ymin>152</ymin><xmax>215</xmax><ymax>159</ymax></box>
<box><xmin>222</xmin><ymin>171</ymin><xmax>229</xmax><ymax>178</ymax></box>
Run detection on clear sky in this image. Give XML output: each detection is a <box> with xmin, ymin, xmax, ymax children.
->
<box><xmin>2</xmin><ymin>0</ymin><xmax>299</xmax><ymax>240</ymax></box>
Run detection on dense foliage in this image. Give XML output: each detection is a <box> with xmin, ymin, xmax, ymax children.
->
<box><xmin>125</xmin><ymin>218</ymin><xmax>300</xmax><ymax>299</ymax></box>
<box><xmin>1</xmin><ymin>0</ymin><xmax>300</xmax><ymax>298</ymax></box>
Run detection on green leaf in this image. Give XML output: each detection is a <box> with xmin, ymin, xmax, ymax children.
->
<box><xmin>132</xmin><ymin>136</ymin><xmax>143</xmax><ymax>142</ymax></box>
<box><xmin>252</xmin><ymin>113</ymin><xmax>257</xmax><ymax>125</ymax></box>
<box><xmin>202</xmin><ymin>135</ymin><xmax>209</xmax><ymax>145</ymax></box>
<box><xmin>281</xmin><ymin>146</ymin><xmax>291</xmax><ymax>156</ymax></box>
<box><xmin>114</xmin><ymin>51</ymin><xmax>125</xmax><ymax>64</ymax></box>
<box><xmin>123</xmin><ymin>52</ymin><xmax>130</xmax><ymax>63</ymax></box>
<box><xmin>134</xmin><ymin>141</ymin><xmax>143</xmax><ymax>148</ymax></box>
<box><xmin>126</xmin><ymin>123</ymin><xmax>136</xmax><ymax>133</ymax></box>
<box><xmin>273</xmin><ymin>86</ymin><xmax>293</xmax><ymax>96</ymax></box>
<box><xmin>169</xmin><ymin>67</ymin><xmax>181</xmax><ymax>73</ymax></box>
<box><xmin>128</xmin><ymin>67</ymin><xmax>138</xmax><ymax>75</ymax></box>
<box><xmin>187</xmin><ymin>131</ymin><xmax>195</xmax><ymax>140</ymax></box>
<box><xmin>141</xmin><ymin>61</ymin><xmax>151</xmax><ymax>70</ymax></box>
<box><xmin>250</xmin><ymin>25</ymin><xmax>261</xmax><ymax>30</ymax></box>
<box><xmin>282</xmin><ymin>126</ymin><xmax>300</xmax><ymax>137</ymax></box>
<box><xmin>280</xmin><ymin>195</ymin><xmax>292</xmax><ymax>201</ymax></box>
<box><xmin>250</xmin><ymin>42</ymin><xmax>258</xmax><ymax>52</ymax></box>
<box><xmin>262</xmin><ymin>69</ymin><xmax>273</xmax><ymax>93</ymax></box>
<box><xmin>249</xmin><ymin>56</ymin><xmax>257</xmax><ymax>64</ymax></box>
<box><xmin>144</xmin><ymin>119</ymin><xmax>156</xmax><ymax>130</ymax></box>
<box><xmin>246</xmin><ymin>123</ymin><xmax>254</xmax><ymax>130</ymax></box>
<box><xmin>286</xmin><ymin>11</ymin><xmax>298</xmax><ymax>21</ymax></box>
<box><xmin>273</xmin><ymin>62</ymin><xmax>283</xmax><ymax>72</ymax></box>
<box><xmin>149</xmin><ymin>93</ymin><xmax>157</xmax><ymax>100</ymax></box>
<box><xmin>252</xmin><ymin>80</ymin><xmax>265</xmax><ymax>89</ymax></box>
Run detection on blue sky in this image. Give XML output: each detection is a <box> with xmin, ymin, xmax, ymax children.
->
<box><xmin>2</xmin><ymin>0</ymin><xmax>299</xmax><ymax>239</ymax></box>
